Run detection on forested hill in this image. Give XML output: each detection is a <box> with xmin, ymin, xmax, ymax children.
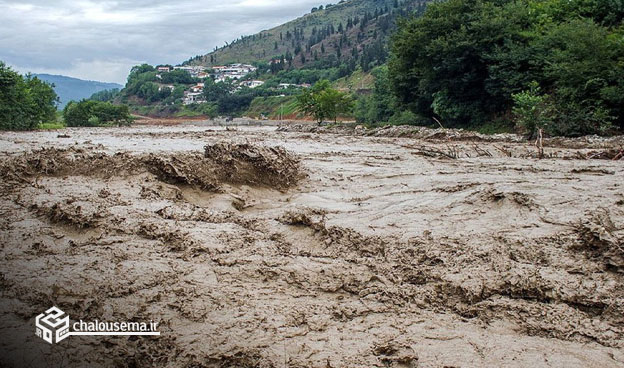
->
<box><xmin>34</xmin><ymin>74</ymin><xmax>122</xmax><ymax>109</ymax></box>
<box><xmin>184</xmin><ymin>0</ymin><xmax>428</xmax><ymax>70</ymax></box>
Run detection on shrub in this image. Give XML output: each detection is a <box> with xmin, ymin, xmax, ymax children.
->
<box><xmin>512</xmin><ymin>82</ymin><xmax>553</xmax><ymax>139</ymax></box>
<box><xmin>388</xmin><ymin>110</ymin><xmax>428</xmax><ymax>126</ymax></box>
<box><xmin>296</xmin><ymin>80</ymin><xmax>353</xmax><ymax>123</ymax></box>
<box><xmin>63</xmin><ymin>100</ymin><xmax>132</xmax><ymax>127</ymax></box>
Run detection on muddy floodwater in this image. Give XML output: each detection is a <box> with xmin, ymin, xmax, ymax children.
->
<box><xmin>0</xmin><ymin>123</ymin><xmax>623</xmax><ymax>367</ymax></box>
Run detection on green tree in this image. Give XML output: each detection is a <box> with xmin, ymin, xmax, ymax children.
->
<box><xmin>63</xmin><ymin>100</ymin><xmax>132</xmax><ymax>127</ymax></box>
<box><xmin>0</xmin><ymin>62</ymin><xmax>58</xmax><ymax>130</ymax></box>
<box><xmin>512</xmin><ymin>82</ymin><xmax>553</xmax><ymax>139</ymax></box>
<box><xmin>389</xmin><ymin>0</ymin><xmax>531</xmax><ymax>127</ymax></box>
<box><xmin>160</xmin><ymin>69</ymin><xmax>195</xmax><ymax>85</ymax></box>
<box><xmin>25</xmin><ymin>75</ymin><xmax>58</xmax><ymax>124</ymax></box>
<box><xmin>532</xmin><ymin>19</ymin><xmax>622</xmax><ymax>133</ymax></box>
<box><xmin>90</xmin><ymin>88</ymin><xmax>120</xmax><ymax>102</ymax></box>
<box><xmin>203</xmin><ymin>79</ymin><xmax>234</xmax><ymax>102</ymax></box>
<box><xmin>296</xmin><ymin>80</ymin><xmax>353</xmax><ymax>123</ymax></box>
<box><xmin>355</xmin><ymin>66</ymin><xmax>397</xmax><ymax>124</ymax></box>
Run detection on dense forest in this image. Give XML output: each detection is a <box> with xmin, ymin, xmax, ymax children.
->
<box><xmin>384</xmin><ymin>0</ymin><xmax>624</xmax><ymax>136</ymax></box>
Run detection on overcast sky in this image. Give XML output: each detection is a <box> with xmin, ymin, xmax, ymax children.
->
<box><xmin>0</xmin><ymin>0</ymin><xmax>324</xmax><ymax>84</ymax></box>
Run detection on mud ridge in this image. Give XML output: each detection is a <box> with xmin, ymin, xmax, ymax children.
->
<box><xmin>0</xmin><ymin>144</ymin><xmax>303</xmax><ymax>193</ymax></box>
<box><xmin>574</xmin><ymin>208</ymin><xmax>624</xmax><ymax>272</ymax></box>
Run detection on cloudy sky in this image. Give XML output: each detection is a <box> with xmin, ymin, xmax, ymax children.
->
<box><xmin>0</xmin><ymin>0</ymin><xmax>323</xmax><ymax>84</ymax></box>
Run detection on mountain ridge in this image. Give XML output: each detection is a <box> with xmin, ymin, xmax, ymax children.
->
<box><xmin>185</xmin><ymin>0</ymin><xmax>427</xmax><ymax>70</ymax></box>
<box><xmin>34</xmin><ymin>74</ymin><xmax>123</xmax><ymax>109</ymax></box>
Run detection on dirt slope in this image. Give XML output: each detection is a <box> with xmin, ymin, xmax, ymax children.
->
<box><xmin>0</xmin><ymin>125</ymin><xmax>623</xmax><ymax>367</ymax></box>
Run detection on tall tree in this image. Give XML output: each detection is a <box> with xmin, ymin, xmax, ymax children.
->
<box><xmin>0</xmin><ymin>62</ymin><xmax>58</xmax><ymax>130</ymax></box>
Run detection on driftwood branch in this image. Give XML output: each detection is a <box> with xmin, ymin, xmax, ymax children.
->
<box><xmin>535</xmin><ymin>128</ymin><xmax>544</xmax><ymax>159</ymax></box>
<box><xmin>432</xmin><ymin>117</ymin><xmax>444</xmax><ymax>129</ymax></box>
<box><xmin>493</xmin><ymin>145</ymin><xmax>512</xmax><ymax>157</ymax></box>
<box><xmin>413</xmin><ymin>145</ymin><xmax>459</xmax><ymax>160</ymax></box>
<box><xmin>472</xmin><ymin>144</ymin><xmax>492</xmax><ymax>157</ymax></box>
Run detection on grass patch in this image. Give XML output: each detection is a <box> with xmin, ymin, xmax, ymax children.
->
<box><xmin>333</xmin><ymin>68</ymin><xmax>374</xmax><ymax>92</ymax></box>
<box><xmin>246</xmin><ymin>96</ymin><xmax>301</xmax><ymax>119</ymax></box>
<box><xmin>38</xmin><ymin>122</ymin><xmax>66</xmax><ymax>130</ymax></box>
<box><xmin>175</xmin><ymin>110</ymin><xmax>204</xmax><ymax>118</ymax></box>
<box><xmin>473</xmin><ymin>120</ymin><xmax>516</xmax><ymax>135</ymax></box>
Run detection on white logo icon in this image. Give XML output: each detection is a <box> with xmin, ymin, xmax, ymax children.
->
<box><xmin>36</xmin><ymin>306</ymin><xmax>70</xmax><ymax>344</ymax></box>
<box><xmin>35</xmin><ymin>306</ymin><xmax>160</xmax><ymax>344</ymax></box>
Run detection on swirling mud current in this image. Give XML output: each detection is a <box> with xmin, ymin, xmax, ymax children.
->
<box><xmin>0</xmin><ymin>125</ymin><xmax>623</xmax><ymax>367</ymax></box>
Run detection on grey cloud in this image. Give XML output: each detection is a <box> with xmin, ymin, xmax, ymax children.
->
<box><xmin>0</xmin><ymin>0</ymin><xmax>323</xmax><ymax>83</ymax></box>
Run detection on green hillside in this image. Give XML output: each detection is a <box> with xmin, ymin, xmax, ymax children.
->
<box><xmin>117</xmin><ymin>0</ymin><xmax>429</xmax><ymax>119</ymax></box>
<box><xmin>185</xmin><ymin>0</ymin><xmax>427</xmax><ymax>70</ymax></box>
<box><xmin>246</xmin><ymin>96</ymin><xmax>302</xmax><ymax>120</ymax></box>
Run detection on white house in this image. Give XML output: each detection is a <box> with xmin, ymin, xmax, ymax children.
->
<box><xmin>183</xmin><ymin>92</ymin><xmax>206</xmax><ymax>105</ymax></box>
<box><xmin>243</xmin><ymin>80</ymin><xmax>265</xmax><ymax>88</ymax></box>
<box><xmin>174</xmin><ymin>65</ymin><xmax>207</xmax><ymax>78</ymax></box>
<box><xmin>278</xmin><ymin>83</ymin><xmax>296</xmax><ymax>89</ymax></box>
<box><xmin>211</xmin><ymin>64</ymin><xmax>257</xmax><ymax>82</ymax></box>
<box><xmin>158</xmin><ymin>85</ymin><xmax>175</xmax><ymax>92</ymax></box>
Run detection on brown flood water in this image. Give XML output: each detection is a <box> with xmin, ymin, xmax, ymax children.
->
<box><xmin>0</xmin><ymin>123</ymin><xmax>623</xmax><ymax>367</ymax></box>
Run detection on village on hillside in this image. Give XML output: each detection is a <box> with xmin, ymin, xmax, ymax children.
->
<box><xmin>155</xmin><ymin>63</ymin><xmax>310</xmax><ymax>105</ymax></box>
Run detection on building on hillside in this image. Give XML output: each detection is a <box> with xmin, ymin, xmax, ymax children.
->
<box><xmin>183</xmin><ymin>91</ymin><xmax>206</xmax><ymax>105</ymax></box>
<box><xmin>174</xmin><ymin>65</ymin><xmax>207</xmax><ymax>78</ymax></box>
<box><xmin>157</xmin><ymin>66</ymin><xmax>172</xmax><ymax>72</ymax></box>
<box><xmin>190</xmin><ymin>83</ymin><xmax>205</xmax><ymax>93</ymax></box>
<box><xmin>211</xmin><ymin>64</ymin><xmax>257</xmax><ymax>82</ymax></box>
<box><xmin>277</xmin><ymin>83</ymin><xmax>309</xmax><ymax>90</ymax></box>
<box><xmin>243</xmin><ymin>80</ymin><xmax>265</xmax><ymax>88</ymax></box>
<box><xmin>158</xmin><ymin>85</ymin><xmax>175</xmax><ymax>92</ymax></box>
<box><xmin>214</xmin><ymin>75</ymin><xmax>228</xmax><ymax>83</ymax></box>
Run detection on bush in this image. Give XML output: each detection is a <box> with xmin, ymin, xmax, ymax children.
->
<box><xmin>512</xmin><ymin>82</ymin><xmax>553</xmax><ymax>139</ymax></box>
<box><xmin>388</xmin><ymin>110</ymin><xmax>428</xmax><ymax>126</ymax></box>
<box><xmin>177</xmin><ymin>103</ymin><xmax>219</xmax><ymax>118</ymax></box>
<box><xmin>548</xmin><ymin>102</ymin><xmax>613</xmax><ymax>137</ymax></box>
<box><xmin>63</xmin><ymin>100</ymin><xmax>132</xmax><ymax>127</ymax></box>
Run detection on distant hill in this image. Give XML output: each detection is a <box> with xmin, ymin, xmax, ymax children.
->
<box><xmin>34</xmin><ymin>74</ymin><xmax>123</xmax><ymax>109</ymax></box>
<box><xmin>184</xmin><ymin>0</ymin><xmax>427</xmax><ymax>69</ymax></box>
